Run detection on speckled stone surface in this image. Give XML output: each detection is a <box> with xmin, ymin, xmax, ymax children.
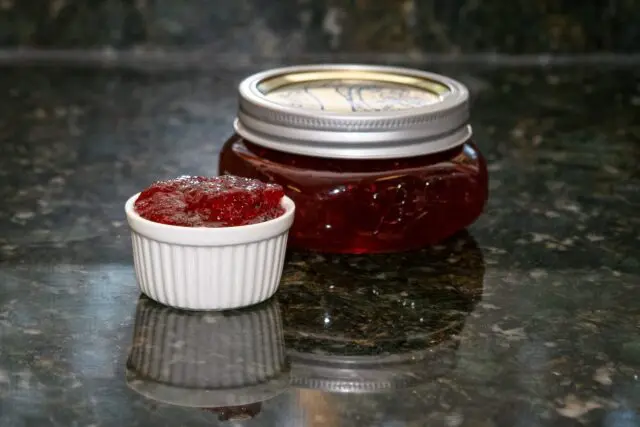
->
<box><xmin>0</xmin><ymin>64</ymin><xmax>639</xmax><ymax>426</ymax></box>
<box><xmin>0</xmin><ymin>0</ymin><xmax>638</xmax><ymax>53</ymax></box>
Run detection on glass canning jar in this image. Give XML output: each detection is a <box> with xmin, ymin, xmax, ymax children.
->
<box><xmin>219</xmin><ymin>65</ymin><xmax>488</xmax><ymax>254</ymax></box>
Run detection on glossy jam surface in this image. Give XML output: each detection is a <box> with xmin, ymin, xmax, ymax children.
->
<box><xmin>219</xmin><ymin>135</ymin><xmax>488</xmax><ymax>253</ymax></box>
<box><xmin>134</xmin><ymin>175</ymin><xmax>285</xmax><ymax>227</ymax></box>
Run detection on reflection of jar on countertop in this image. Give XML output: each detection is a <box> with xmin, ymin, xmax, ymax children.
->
<box><xmin>219</xmin><ymin>64</ymin><xmax>488</xmax><ymax>254</ymax></box>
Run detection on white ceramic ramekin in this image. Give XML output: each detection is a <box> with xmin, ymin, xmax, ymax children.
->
<box><xmin>124</xmin><ymin>193</ymin><xmax>295</xmax><ymax>310</ymax></box>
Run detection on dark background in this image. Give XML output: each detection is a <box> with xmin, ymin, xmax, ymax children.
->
<box><xmin>0</xmin><ymin>0</ymin><xmax>638</xmax><ymax>54</ymax></box>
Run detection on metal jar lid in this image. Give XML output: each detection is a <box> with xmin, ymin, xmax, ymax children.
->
<box><xmin>234</xmin><ymin>64</ymin><xmax>471</xmax><ymax>160</ymax></box>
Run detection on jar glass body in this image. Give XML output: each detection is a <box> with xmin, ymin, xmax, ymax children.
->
<box><xmin>219</xmin><ymin>134</ymin><xmax>488</xmax><ymax>254</ymax></box>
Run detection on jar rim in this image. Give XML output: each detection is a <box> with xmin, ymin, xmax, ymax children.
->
<box><xmin>235</xmin><ymin>64</ymin><xmax>471</xmax><ymax>160</ymax></box>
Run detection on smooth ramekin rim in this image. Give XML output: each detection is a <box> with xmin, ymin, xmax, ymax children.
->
<box><xmin>125</xmin><ymin>192</ymin><xmax>295</xmax><ymax>246</ymax></box>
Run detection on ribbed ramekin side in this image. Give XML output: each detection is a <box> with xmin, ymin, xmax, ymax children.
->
<box><xmin>131</xmin><ymin>231</ymin><xmax>288</xmax><ymax>310</ymax></box>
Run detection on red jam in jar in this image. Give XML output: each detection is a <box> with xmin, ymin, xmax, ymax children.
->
<box><xmin>219</xmin><ymin>65</ymin><xmax>488</xmax><ymax>253</ymax></box>
<box><xmin>134</xmin><ymin>175</ymin><xmax>285</xmax><ymax>227</ymax></box>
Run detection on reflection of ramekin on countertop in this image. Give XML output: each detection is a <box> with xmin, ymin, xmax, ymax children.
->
<box><xmin>126</xmin><ymin>295</ymin><xmax>289</xmax><ymax>410</ymax></box>
<box><xmin>124</xmin><ymin>193</ymin><xmax>295</xmax><ymax>310</ymax></box>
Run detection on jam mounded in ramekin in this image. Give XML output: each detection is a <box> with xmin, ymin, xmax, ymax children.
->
<box><xmin>134</xmin><ymin>175</ymin><xmax>285</xmax><ymax>227</ymax></box>
<box><xmin>219</xmin><ymin>64</ymin><xmax>489</xmax><ymax>254</ymax></box>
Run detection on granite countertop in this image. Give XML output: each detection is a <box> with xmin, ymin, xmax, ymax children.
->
<box><xmin>0</xmin><ymin>64</ymin><xmax>638</xmax><ymax>427</ymax></box>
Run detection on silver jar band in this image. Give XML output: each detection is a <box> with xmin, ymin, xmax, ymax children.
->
<box><xmin>235</xmin><ymin>119</ymin><xmax>473</xmax><ymax>160</ymax></box>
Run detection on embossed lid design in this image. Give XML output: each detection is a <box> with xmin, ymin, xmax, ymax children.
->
<box><xmin>235</xmin><ymin>64</ymin><xmax>471</xmax><ymax>159</ymax></box>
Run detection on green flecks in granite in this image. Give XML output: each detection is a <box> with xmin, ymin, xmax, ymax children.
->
<box><xmin>620</xmin><ymin>341</ymin><xmax>640</xmax><ymax>365</ymax></box>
